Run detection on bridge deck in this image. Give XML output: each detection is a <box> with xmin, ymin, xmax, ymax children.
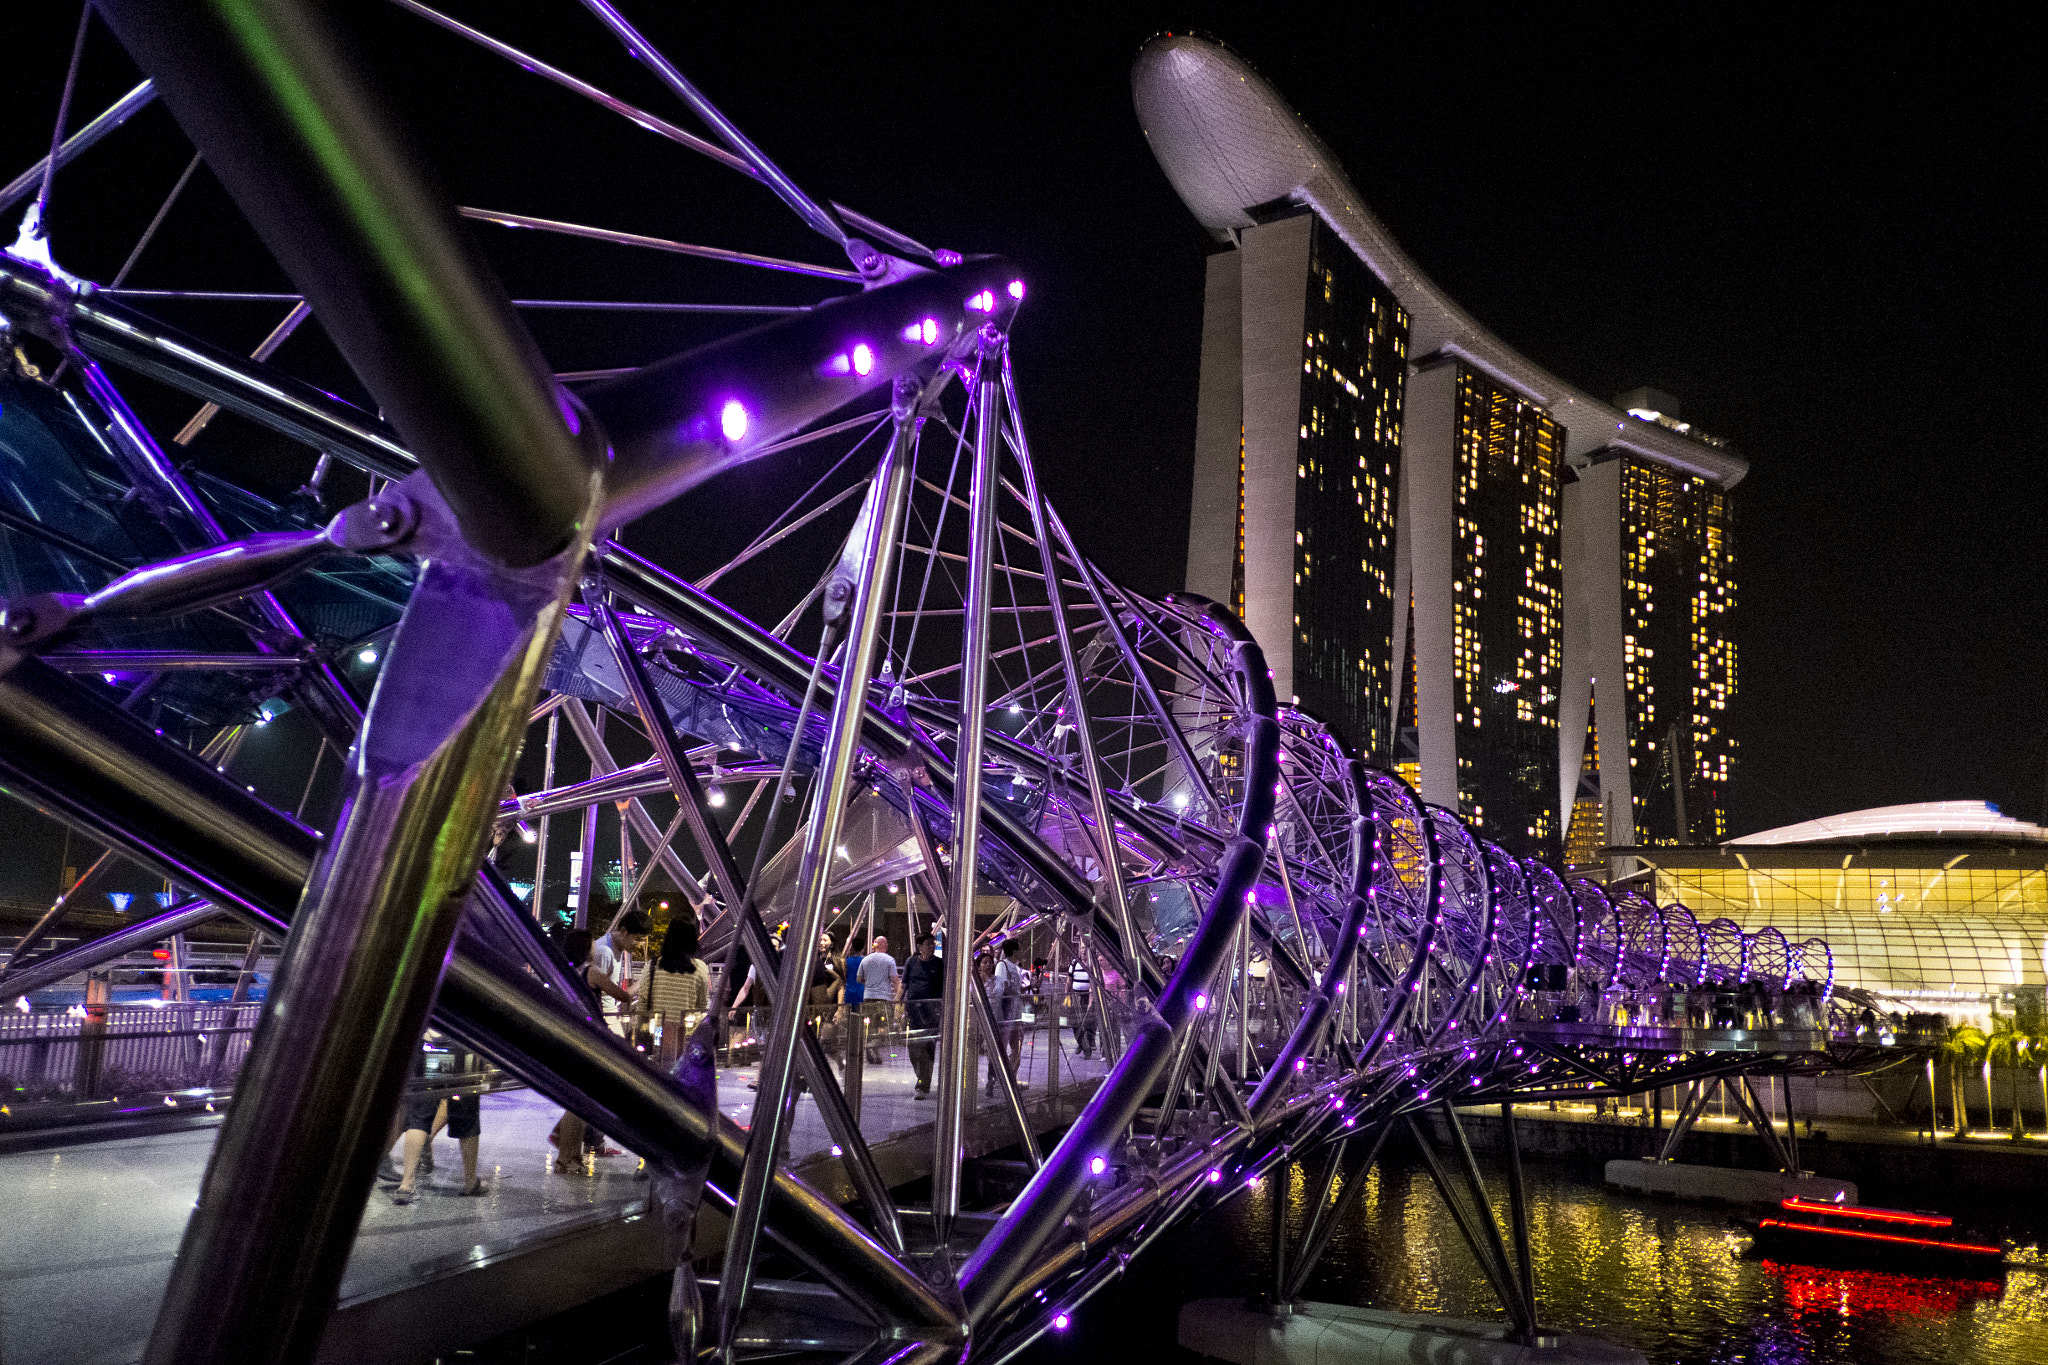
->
<box><xmin>0</xmin><ymin>1038</ymin><xmax>1108</xmax><ymax>1365</ymax></box>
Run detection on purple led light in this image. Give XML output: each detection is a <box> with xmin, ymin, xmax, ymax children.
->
<box><xmin>1207</xmin><ymin>1168</ymin><xmax>1223</xmax><ymax>1183</ymax></box>
<box><xmin>1053</xmin><ymin>1313</ymin><xmax>1071</xmax><ymax>1331</ymax></box>
<box><xmin>852</xmin><ymin>342</ymin><xmax>875</xmax><ymax>376</ymax></box>
<box><xmin>1194</xmin><ymin>993</ymin><xmax>1208</xmax><ymax>1010</ymax></box>
<box><xmin>1089</xmin><ymin>1155</ymin><xmax>1107</xmax><ymax>1176</ymax></box>
<box><xmin>966</xmin><ymin>288</ymin><xmax>996</xmax><ymax>312</ymax></box>
<box><xmin>1008</xmin><ymin>278</ymin><xmax>1026</xmax><ymax>300</ymax></box>
<box><xmin>719</xmin><ymin>400</ymin><xmax>749</xmax><ymax>442</ymax></box>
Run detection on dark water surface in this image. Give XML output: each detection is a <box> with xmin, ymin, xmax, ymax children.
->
<box><xmin>1020</xmin><ymin>1155</ymin><xmax>2048</xmax><ymax>1365</ymax></box>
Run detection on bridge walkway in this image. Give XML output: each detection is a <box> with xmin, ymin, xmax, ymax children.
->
<box><xmin>1</xmin><ymin>1039</ymin><xmax>1108</xmax><ymax>1365</ymax></box>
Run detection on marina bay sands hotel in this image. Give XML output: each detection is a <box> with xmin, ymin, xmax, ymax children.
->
<box><xmin>1135</xmin><ymin>33</ymin><xmax>1742</xmax><ymax>865</ymax></box>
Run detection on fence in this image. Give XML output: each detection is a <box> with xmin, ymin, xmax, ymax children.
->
<box><xmin>0</xmin><ymin>1001</ymin><xmax>263</xmax><ymax>1099</ymax></box>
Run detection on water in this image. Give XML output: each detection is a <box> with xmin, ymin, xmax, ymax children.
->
<box><xmin>1021</xmin><ymin>1154</ymin><xmax>2048</xmax><ymax>1365</ymax></box>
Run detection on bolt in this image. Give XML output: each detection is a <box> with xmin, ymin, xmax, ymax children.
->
<box><xmin>4</xmin><ymin>610</ymin><xmax>35</xmax><ymax>638</ymax></box>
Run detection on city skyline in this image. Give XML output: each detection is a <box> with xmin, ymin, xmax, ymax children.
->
<box><xmin>1137</xmin><ymin>33</ymin><xmax>1742</xmax><ymax>862</ymax></box>
<box><xmin>0</xmin><ymin>7</ymin><xmax>2037</xmax><ymax>908</ymax></box>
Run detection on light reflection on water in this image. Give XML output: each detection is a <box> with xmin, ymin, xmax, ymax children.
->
<box><xmin>1023</xmin><ymin>1158</ymin><xmax>2048</xmax><ymax>1365</ymax></box>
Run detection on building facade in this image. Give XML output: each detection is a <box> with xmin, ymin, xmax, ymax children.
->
<box><xmin>1183</xmin><ymin>209</ymin><xmax>1409</xmax><ymax>759</ymax></box>
<box><xmin>1394</xmin><ymin>361</ymin><xmax>1566</xmax><ymax>858</ymax></box>
<box><xmin>1559</xmin><ymin>449</ymin><xmax>1737</xmax><ymax>860</ymax></box>
<box><xmin>1637</xmin><ymin>804</ymin><xmax>2048</xmax><ymax>1026</ymax></box>
<box><xmin>1136</xmin><ymin>32</ymin><xmax>1746</xmax><ymax>860</ymax></box>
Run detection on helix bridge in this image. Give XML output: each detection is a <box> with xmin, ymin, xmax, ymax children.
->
<box><xmin>0</xmin><ymin>6</ymin><xmax>1859</xmax><ymax>1363</ymax></box>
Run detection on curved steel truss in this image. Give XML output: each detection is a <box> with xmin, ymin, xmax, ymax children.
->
<box><xmin>0</xmin><ymin>8</ymin><xmax>1837</xmax><ymax>1363</ymax></box>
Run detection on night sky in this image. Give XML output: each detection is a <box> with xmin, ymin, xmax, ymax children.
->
<box><xmin>2</xmin><ymin>4</ymin><xmax>2042</xmax><ymax>908</ymax></box>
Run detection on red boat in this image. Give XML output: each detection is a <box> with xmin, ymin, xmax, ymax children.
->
<box><xmin>1749</xmin><ymin>1196</ymin><xmax>2006</xmax><ymax>1277</ymax></box>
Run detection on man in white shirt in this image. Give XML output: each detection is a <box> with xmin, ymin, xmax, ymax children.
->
<box><xmin>1068</xmin><ymin>959</ymin><xmax>1096</xmax><ymax>1057</ymax></box>
<box><xmin>856</xmin><ymin>936</ymin><xmax>897</xmax><ymax>1064</ymax></box>
<box><xmin>591</xmin><ymin>909</ymin><xmax>652</xmax><ymax>1036</ymax></box>
<box><xmin>986</xmin><ymin>939</ymin><xmax>1027</xmax><ymax>1094</ymax></box>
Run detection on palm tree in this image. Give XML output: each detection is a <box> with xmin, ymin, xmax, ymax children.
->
<box><xmin>1986</xmin><ymin>1021</ymin><xmax>2028</xmax><ymax>1139</ymax></box>
<box><xmin>1940</xmin><ymin>1025</ymin><xmax>1988</xmax><ymax>1136</ymax></box>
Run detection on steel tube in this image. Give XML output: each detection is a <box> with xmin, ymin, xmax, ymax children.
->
<box><xmin>0</xmin><ymin>262</ymin><xmax>416</xmax><ymax>481</ymax></box>
<box><xmin>575</xmin><ymin>0</ymin><xmax>847</xmax><ymax>245</ymax></box>
<box><xmin>716</xmin><ymin>380</ymin><xmax>917</xmax><ymax>1351</ymax></box>
<box><xmin>0</xmin><ymin>80</ymin><xmax>157</xmax><ymax>213</ymax></box>
<box><xmin>458</xmin><ymin>206</ymin><xmax>858</xmax><ymax>280</ymax></box>
<box><xmin>581</xmin><ymin>261</ymin><xmax>1019</xmax><ymax>532</ymax></box>
<box><xmin>2</xmin><ymin>847</ymin><xmax>117</xmax><ymax>970</ymax></box>
<box><xmin>934</xmin><ymin>353</ymin><xmax>1004</xmax><ymax>1249</ymax></box>
<box><xmin>959</xmin><ymin>619</ymin><xmax>1280</xmax><ymax>1325</ymax></box>
<box><xmin>142</xmin><ymin>516</ymin><xmax>590</xmax><ymax>1365</ymax></box>
<box><xmin>504</xmin><ymin>756</ymin><xmax>667</xmax><ymax>821</ymax></box>
<box><xmin>1404</xmin><ymin>1115</ymin><xmax>1529</xmax><ymax>1338</ymax></box>
<box><xmin>1439</xmin><ymin>1099</ymin><xmax>1531</xmax><ymax>1338</ymax></box>
<box><xmin>0</xmin><ymin>655</ymin><xmax>952</xmax><ymax>1335</ymax></box>
<box><xmin>0</xmin><ymin>899</ymin><xmax>219</xmax><ymax>1001</ymax></box>
<box><xmin>600</xmin><ymin>592</ymin><xmax>906</xmax><ymax>1252</ymax></box>
<box><xmin>533</xmin><ymin>709</ymin><xmax>557</xmax><ymax>920</ymax></box>
<box><xmin>38</xmin><ymin>651</ymin><xmax>306</xmax><ymax>673</ymax></box>
<box><xmin>81</xmin><ymin>6</ymin><xmax>602</xmax><ymax>1356</ymax></box>
<box><xmin>94</xmin><ymin>0</ymin><xmax>597</xmax><ymax>570</ymax></box>
<box><xmin>1283</xmin><ymin>1122</ymin><xmax>1393</xmax><ymax>1300</ymax></box>
<box><xmin>1500</xmin><ymin>1101</ymin><xmax>1537</xmax><ymax>1331</ymax></box>
<box><xmin>1004</xmin><ymin>357</ymin><xmax>1139</xmax><ymax>965</ymax></box>
<box><xmin>386</xmin><ymin>0</ymin><xmax>756</xmax><ymax>178</ymax></box>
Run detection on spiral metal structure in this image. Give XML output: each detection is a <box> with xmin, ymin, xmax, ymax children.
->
<box><xmin>0</xmin><ymin>8</ymin><xmax>1840</xmax><ymax>1361</ymax></box>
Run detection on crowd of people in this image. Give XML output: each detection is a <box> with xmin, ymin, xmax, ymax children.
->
<box><xmin>375</xmin><ymin>898</ymin><xmax>1123</xmax><ymax>1205</ymax></box>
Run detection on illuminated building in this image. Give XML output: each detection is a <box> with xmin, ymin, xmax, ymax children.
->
<box><xmin>1135</xmin><ymin>34</ymin><xmax>1747</xmax><ymax>859</ymax></box>
<box><xmin>1181</xmin><ymin>209</ymin><xmax>1409</xmax><ymax>758</ymax></box>
<box><xmin>1560</xmin><ymin>398</ymin><xmax>1738</xmax><ymax>861</ymax></box>
<box><xmin>1394</xmin><ymin>362</ymin><xmax>1565</xmax><ymax>857</ymax></box>
<box><xmin>1637</xmin><ymin>802</ymin><xmax>2048</xmax><ymax>1024</ymax></box>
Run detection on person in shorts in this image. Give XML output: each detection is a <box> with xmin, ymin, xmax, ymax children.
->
<box><xmin>392</xmin><ymin>1040</ymin><xmax>486</xmax><ymax>1203</ymax></box>
<box><xmin>856</xmin><ymin>936</ymin><xmax>898</xmax><ymax>1064</ymax></box>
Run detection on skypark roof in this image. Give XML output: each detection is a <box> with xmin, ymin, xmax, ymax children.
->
<box><xmin>1732</xmin><ymin>801</ymin><xmax>2048</xmax><ymax>847</ymax></box>
<box><xmin>1132</xmin><ymin>32</ymin><xmax>1749</xmax><ymax>490</ymax></box>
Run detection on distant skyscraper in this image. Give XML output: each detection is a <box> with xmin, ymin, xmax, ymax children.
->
<box><xmin>1560</xmin><ymin>445</ymin><xmax>1736</xmax><ymax>854</ymax></box>
<box><xmin>1184</xmin><ymin>209</ymin><xmax>1409</xmax><ymax>758</ymax></box>
<box><xmin>1136</xmin><ymin>33</ymin><xmax>1746</xmax><ymax>862</ymax></box>
<box><xmin>1394</xmin><ymin>361</ymin><xmax>1566</xmax><ymax>858</ymax></box>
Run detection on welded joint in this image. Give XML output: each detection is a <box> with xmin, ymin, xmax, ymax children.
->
<box><xmin>0</xmin><ymin>485</ymin><xmax>417</xmax><ymax>659</ymax></box>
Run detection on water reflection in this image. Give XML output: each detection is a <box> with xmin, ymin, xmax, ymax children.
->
<box><xmin>1024</xmin><ymin>1157</ymin><xmax>2048</xmax><ymax>1365</ymax></box>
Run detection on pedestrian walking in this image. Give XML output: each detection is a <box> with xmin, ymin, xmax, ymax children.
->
<box><xmin>986</xmin><ymin>938</ymin><xmax>1027</xmax><ymax>1094</ymax></box>
<box><xmin>902</xmin><ymin>933</ymin><xmax>943</xmax><ymax>1097</ymax></box>
<box><xmin>856</xmin><ymin>935</ymin><xmax>898</xmax><ymax>1064</ymax></box>
<box><xmin>1068</xmin><ymin>957</ymin><xmax>1096</xmax><ymax>1057</ymax></box>
<box><xmin>392</xmin><ymin>1037</ymin><xmax>485</xmax><ymax>1203</ymax></box>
